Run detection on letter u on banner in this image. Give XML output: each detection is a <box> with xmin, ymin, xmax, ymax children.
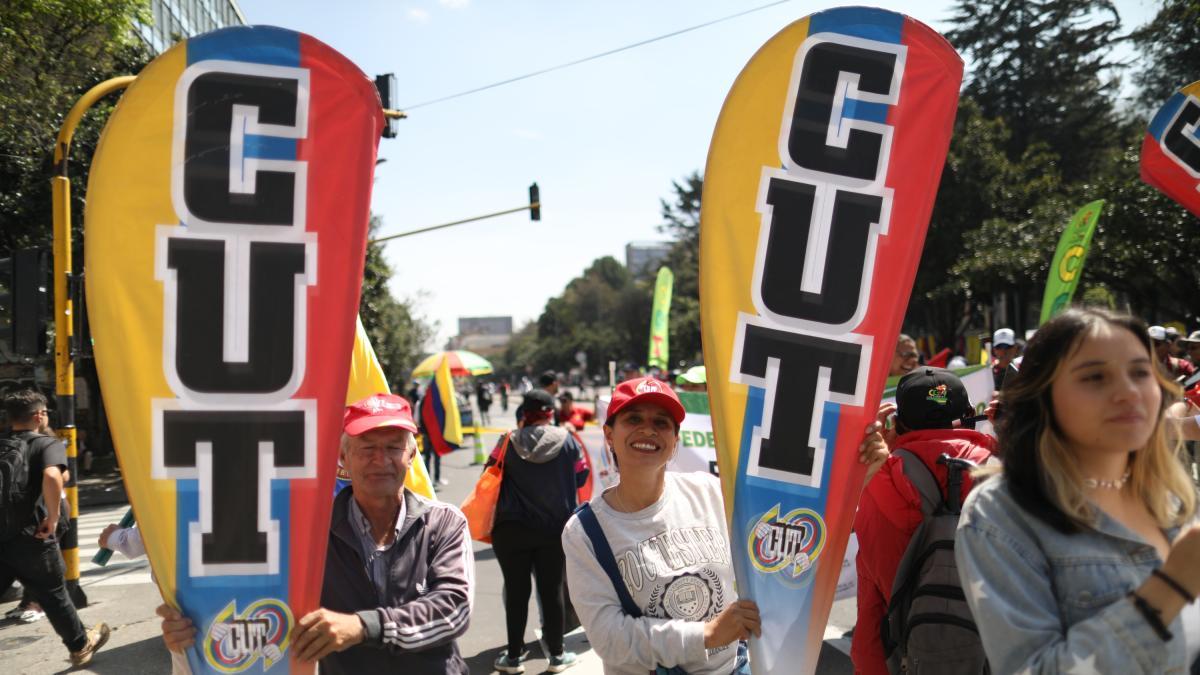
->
<box><xmin>85</xmin><ymin>26</ymin><xmax>383</xmax><ymax>674</ymax></box>
<box><xmin>700</xmin><ymin>8</ymin><xmax>961</xmax><ymax>674</ymax></box>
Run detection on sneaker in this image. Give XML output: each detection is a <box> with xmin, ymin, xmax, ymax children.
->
<box><xmin>548</xmin><ymin>651</ymin><xmax>578</xmax><ymax>673</ymax></box>
<box><xmin>437</xmin><ymin>478</ymin><xmax>450</xmax><ymax>487</ymax></box>
<box><xmin>69</xmin><ymin>623</ymin><xmax>111</xmax><ymax>667</ymax></box>
<box><xmin>6</xmin><ymin>603</ymin><xmax>44</xmax><ymax>623</ymax></box>
<box><xmin>493</xmin><ymin>653</ymin><xmax>525</xmax><ymax>674</ymax></box>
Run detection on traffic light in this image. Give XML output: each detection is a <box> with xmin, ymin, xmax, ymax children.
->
<box><xmin>529</xmin><ymin>182</ymin><xmax>540</xmax><ymax>221</ymax></box>
<box><xmin>10</xmin><ymin>248</ymin><xmax>50</xmax><ymax>356</ymax></box>
<box><xmin>374</xmin><ymin>73</ymin><xmax>399</xmax><ymax>139</ymax></box>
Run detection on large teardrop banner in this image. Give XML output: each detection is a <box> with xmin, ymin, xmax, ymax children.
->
<box><xmin>699</xmin><ymin>8</ymin><xmax>962</xmax><ymax>673</ymax></box>
<box><xmin>84</xmin><ymin>26</ymin><xmax>382</xmax><ymax>674</ymax></box>
<box><xmin>1141</xmin><ymin>80</ymin><xmax>1200</xmax><ymax>218</ymax></box>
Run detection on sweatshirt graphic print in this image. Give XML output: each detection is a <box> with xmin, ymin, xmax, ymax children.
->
<box><xmin>563</xmin><ymin>472</ymin><xmax>737</xmax><ymax>675</ymax></box>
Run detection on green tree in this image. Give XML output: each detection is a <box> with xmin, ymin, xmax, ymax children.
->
<box><xmin>0</xmin><ymin>0</ymin><xmax>152</xmax><ymax>256</ymax></box>
<box><xmin>1132</xmin><ymin>0</ymin><xmax>1200</xmax><ymax>109</ymax></box>
<box><xmin>912</xmin><ymin>99</ymin><xmax>1063</xmax><ymax>345</ymax></box>
<box><xmin>517</xmin><ymin>256</ymin><xmax>652</xmax><ymax>375</ymax></box>
<box><xmin>946</xmin><ymin>0</ymin><xmax>1123</xmax><ymax>178</ymax></box>
<box><xmin>359</xmin><ymin>217</ymin><xmax>437</xmax><ymax>390</ymax></box>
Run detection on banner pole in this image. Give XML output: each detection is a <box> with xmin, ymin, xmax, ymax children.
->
<box><xmin>51</xmin><ymin>75</ymin><xmax>135</xmax><ymax>608</ymax></box>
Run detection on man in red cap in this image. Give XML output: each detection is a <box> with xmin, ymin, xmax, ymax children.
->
<box><xmin>160</xmin><ymin>394</ymin><xmax>474</xmax><ymax>674</ymax></box>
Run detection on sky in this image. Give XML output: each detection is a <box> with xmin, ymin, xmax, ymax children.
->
<box><xmin>237</xmin><ymin>0</ymin><xmax>1158</xmax><ymax>350</ymax></box>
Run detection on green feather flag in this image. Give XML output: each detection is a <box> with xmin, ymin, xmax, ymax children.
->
<box><xmin>1040</xmin><ymin>200</ymin><xmax>1104</xmax><ymax>324</ymax></box>
<box><xmin>647</xmin><ymin>267</ymin><xmax>673</xmax><ymax>369</ymax></box>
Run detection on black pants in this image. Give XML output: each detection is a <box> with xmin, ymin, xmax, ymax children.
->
<box><xmin>491</xmin><ymin>521</ymin><xmax>566</xmax><ymax>659</ymax></box>
<box><xmin>0</xmin><ymin>534</ymin><xmax>87</xmax><ymax>651</ymax></box>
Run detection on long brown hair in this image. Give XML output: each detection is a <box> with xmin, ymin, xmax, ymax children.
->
<box><xmin>996</xmin><ymin>308</ymin><xmax>1196</xmax><ymax>533</ymax></box>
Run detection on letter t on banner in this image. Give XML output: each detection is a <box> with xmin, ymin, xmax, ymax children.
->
<box><xmin>700</xmin><ymin>8</ymin><xmax>962</xmax><ymax>674</ymax></box>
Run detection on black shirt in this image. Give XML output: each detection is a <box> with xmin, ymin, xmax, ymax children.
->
<box><xmin>10</xmin><ymin>430</ymin><xmax>67</xmax><ymax>506</ymax></box>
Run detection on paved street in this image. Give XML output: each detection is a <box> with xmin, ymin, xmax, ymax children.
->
<box><xmin>0</xmin><ymin>425</ymin><xmax>854</xmax><ymax>674</ymax></box>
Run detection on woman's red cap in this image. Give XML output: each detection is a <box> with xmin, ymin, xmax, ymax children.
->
<box><xmin>606</xmin><ymin>377</ymin><xmax>685</xmax><ymax>426</ymax></box>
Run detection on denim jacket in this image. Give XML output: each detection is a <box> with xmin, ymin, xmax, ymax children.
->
<box><xmin>956</xmin><ymin>476</ymin><xmax>1195</xmax><ymax>674</ymax></box>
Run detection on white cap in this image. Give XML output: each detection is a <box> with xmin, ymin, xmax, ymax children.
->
<box><xmin>1183</xmin><ymin>331</ymin><xmax>1200</xmax><ymax>344</ymax></box>
<box><xmin>1148</xmin><ymin>325</ymin><xmax>1167</xmax><ymax>341</ymax></box>
<box><xmin>992</xmin><ymin>328</ymin><xmax>1015</xmax><ymax>347</ymax></box>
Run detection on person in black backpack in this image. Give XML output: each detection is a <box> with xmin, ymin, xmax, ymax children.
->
<box><xmin>0</xmin><ymin>390</ymin><xmax>109</xmax><ymax>666</ymax></box>
<box><xmin>851</xmin><ymin>368</ymin><xmax>996</xmax><ymax>675</ymax></box>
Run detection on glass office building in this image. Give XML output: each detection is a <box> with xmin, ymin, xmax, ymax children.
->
<box><xmin>136</xmin><ymin>0</ymin><xmax>246</xmax><ymax>54</ymax></box>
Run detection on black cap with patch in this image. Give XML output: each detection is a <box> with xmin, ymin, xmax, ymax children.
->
<box><xmin>895</xmin><ymin>367</ymin><xmax>973</xmax><ymax>431</ymax></box>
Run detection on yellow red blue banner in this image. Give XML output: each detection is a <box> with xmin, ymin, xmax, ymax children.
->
<box><xmin>1141</xmin><ymin>80</ymin><xmax>1200</xmax><ymax>218</ymax></box>
<box><xmin>699</xmin><ymin>8</ymin><xmax>962</xmax><ymax>673</ymax></box>
<box><xmin>84</xmin><ymin>26</ymin><xmax>382</xmax><ymax>674</ymax></box>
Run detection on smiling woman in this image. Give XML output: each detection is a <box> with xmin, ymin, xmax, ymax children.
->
<box><xmin>560</xmin><ymin>377</ymin><xmax>757</xmax><ymax>675</ymax></box>
<box><xmin>955</xmin><ymin>308</ymin><xmax>1200</xmax><ymax>673</ymax></box>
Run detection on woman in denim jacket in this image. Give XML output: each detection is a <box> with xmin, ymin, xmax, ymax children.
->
<box><xmin>956</xmin><ymin>308</ymin><xmax>1200</xmax><ymax>674</ymax></box>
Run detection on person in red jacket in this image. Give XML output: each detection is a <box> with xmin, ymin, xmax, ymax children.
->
<box><xmin>851</xmin><ymin>367</ymin><xmax>996</xmax><ymax>675</ymax></box>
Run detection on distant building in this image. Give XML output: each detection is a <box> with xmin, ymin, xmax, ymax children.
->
<box><xmin>625</xmin><ymin>241</ymin><xmax>672</xmax><ymax>279</ymax></box>
<box><xmin>136</xmin><ymin>0</ymin><xmax>245</xmax><ymax>54</ymax></box>
<box><xmin>450</xmin><ymin>316</ymin><xmax>514</xmax><ymax>355</ymax></box>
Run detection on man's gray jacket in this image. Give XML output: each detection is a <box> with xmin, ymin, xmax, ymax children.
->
<box><xmin>319</xmin><ymin>486</ymin><xmax>473</xmax><ymax>674</ymax></box>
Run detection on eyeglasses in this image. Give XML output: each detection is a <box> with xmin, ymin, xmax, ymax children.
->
<box><xmin>897</xmin><ymin>351</ymin><xmax>919</xmax><ymax>360</ymax></box>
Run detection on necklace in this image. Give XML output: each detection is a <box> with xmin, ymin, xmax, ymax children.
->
<box><xmin>610</xmin><ymin>486</ymin><xmax>641</xmax><ymax>513</ymax></box>
<box><xmin>1083</xmin><ymin>469</ymin><xmax>1131</xmax><ymax>490</ymax></box>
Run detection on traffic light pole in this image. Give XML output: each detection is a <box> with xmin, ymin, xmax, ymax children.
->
<box><xmin>369</xmin><ymin>203</ymin><xmax>538</xmax><ymax>243</ymax></box>
<box><xmin>51</xmin><ymin>75</ymin><xmax>135</xmax><ymax>607</ymax></box>
<box><xmin>370</xmin><ymin>183</ymin><xmax>540</xmax><ymax>244</ymax></box>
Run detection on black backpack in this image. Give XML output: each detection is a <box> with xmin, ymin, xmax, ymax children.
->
<box><xmin>0</xmin><ymin>433</ymin><xmax>37</xmax><ymax>540</ymax></box>
<box><xmin>883</xmin><ymin>450</ymin><xmax>988</xmax><ymax>675</ymax></box>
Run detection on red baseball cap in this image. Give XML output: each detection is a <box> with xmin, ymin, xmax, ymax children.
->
<box><xmin>344</xmin><ymin>394</ymin><xmax>418</xmax><ymax>436</ymax></box>
<box><xmin>606</xmin><ymin>377</ymin><xmax>685</xmax><ymax>426</ymax></box>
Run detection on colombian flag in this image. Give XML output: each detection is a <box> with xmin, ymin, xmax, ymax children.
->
<box><xmin>343</xmin><ymin>316</ymin><xmax>434</xmax><ymax>499</ymax></box>
<box><xmin>421</xmin><ymin>356</ymin><xmax>463</xmax><ymax>456</ymax></box>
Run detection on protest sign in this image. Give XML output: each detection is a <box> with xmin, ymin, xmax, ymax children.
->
<box><xmin>1142</xmin><ymin>80</ymin><xmax>1200</xmax><ymax>218</ymax></box>
<box><xmin>84</xmin><ymin>26</ymin><xmax>382</xmax><ymax>674</ymax></box>
<box><xmin>699</xmin><ymin>8</ymin><xmax>962</xmax><ymax>672</ymax></box>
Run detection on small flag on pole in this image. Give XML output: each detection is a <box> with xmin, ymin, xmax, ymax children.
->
<box><xmin>421</xmin><ymin>355</ymin><xmax>464</xmax><ymax>456</ymax></box>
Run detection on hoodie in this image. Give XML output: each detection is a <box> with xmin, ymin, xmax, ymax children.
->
<box><xmin>492</xmin><ymin>425</ymin><xmax>589</xmax><ymax>533</ymax></box>
<box><xmin>850</xmin><ymin>428</ymin><xmax>996</xmax><ymax>675</ymax></box>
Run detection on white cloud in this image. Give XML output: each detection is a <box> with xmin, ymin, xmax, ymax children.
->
<box><xmin>407</xmin><ymin>8</ymin><xmax>430</xmax><ymax>22</ymax></box>
<box><xmin>512</xmin><ymin>128</ymin><xmax>543</xmax><ymax>141</ymax></box>
<box><xmin>438</xmin><ymin>0</ymin><xmax>470</xmax><ymax>8</ymax></box>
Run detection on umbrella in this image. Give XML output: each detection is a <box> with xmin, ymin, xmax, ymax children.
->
<box><xmin>411</xmin><ymin>350</ymin><xmax>494</xmax><ymax>378</ymax></box>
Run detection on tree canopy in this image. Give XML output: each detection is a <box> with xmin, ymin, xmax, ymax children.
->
<box><xmin>0</xmin><ymin>0</ymin><xmax>152</xmax><ymax>256</ymax></box>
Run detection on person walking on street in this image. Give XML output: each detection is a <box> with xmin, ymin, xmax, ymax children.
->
<box><xmin>491</xmin><ymin>390</ymin><xmax>589</xmax><ymax>673</ymax></box>
<box><xmin>0</xmin><ymin>390</ymin><xmax>109</xmax><ymax>666</ymax></box>
<box><xmin>477</xmin><ymin>381</ymin><xmax>494</xmax><ymax>426</ymax></box>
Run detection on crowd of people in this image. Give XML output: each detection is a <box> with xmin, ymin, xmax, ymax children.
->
<box><xmin>3</xmin><ymin>308</ymin><xmax>1200</xmax><ymax>673</ymax></box>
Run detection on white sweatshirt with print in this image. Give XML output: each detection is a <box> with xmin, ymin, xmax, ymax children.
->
<box><xmin>562</xmin><ymin>472</ymin><xmax>737</xmax><ymax>675</ymax></box>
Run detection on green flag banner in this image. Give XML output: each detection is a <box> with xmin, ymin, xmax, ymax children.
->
<box><xmin>647</xmin><ymin>266</ymin><xmax>673</xmax><ymax>369</ymax></box>
<box><xmin>1040</xmin><ymin>199</ymin><xmax>1105</xmax><ymax>324</ymax></box>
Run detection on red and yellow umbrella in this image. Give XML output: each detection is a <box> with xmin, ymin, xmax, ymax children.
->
<box><xmin>411</xmin><ymin>350</ymin><xmax>494</xmax><ymax>377</ymax></box>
